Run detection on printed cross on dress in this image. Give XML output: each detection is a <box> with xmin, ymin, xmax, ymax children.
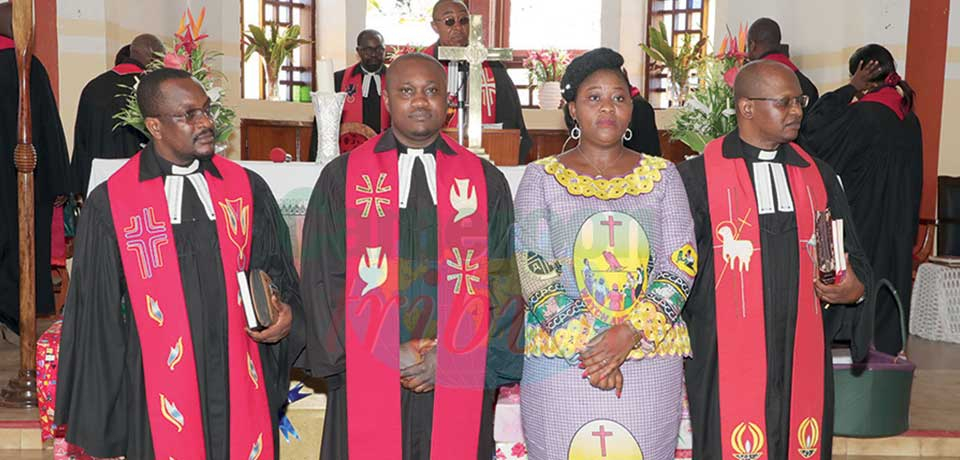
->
<box><xmin>438</xmin><ymin>15</ymin><xmax>512</xmax><ymax>161</ymax></box>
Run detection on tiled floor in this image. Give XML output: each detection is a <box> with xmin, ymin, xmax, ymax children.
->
<box><xmin>1</xmin><ymin>331</ymin><xmax>959</xmax><ymax>457</ymax></box>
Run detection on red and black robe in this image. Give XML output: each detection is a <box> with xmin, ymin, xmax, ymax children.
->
<box><xmin>300</xmin><ymin>130</ymin><xmax>524</xmax><ymax>460</ymax></box>
<box><xmin>677</xmin><ymin>131</ymin><xmax>875</xmax><ymax>460</ymax></box>
<box><xmin>55</xmin><ymin>144</ymin><xmax>305</xmax><ymax>459</ymax></box>
<box><xmin>71</xmin><ymin>58</ymin><xmax>149</xmax><ymax>196</ymax></box>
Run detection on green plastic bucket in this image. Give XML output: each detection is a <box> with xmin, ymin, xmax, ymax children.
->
<box><xmin>833</xmin><ymin>280</ymin><xmax>915</xmax><ymax>437</ymax></box>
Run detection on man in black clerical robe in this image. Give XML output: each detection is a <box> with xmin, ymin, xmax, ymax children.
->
<box><xmin>678</xmin><ymin>61</ymin><xmax>873</xmax><ymax>460</ymax></box>
<box><xmin>748</xmin><ymin>18</ymin><xmax>819</xmax><ymax>110</ymax></box>
<box><xmin>800</xmin><ymin>45</ymin><xmax>923</xmax><ymax>355</ymax></box>
<box><xmin>425</xmin><ymin>0</ymin><xmax>531</xmax><ymax>163</ymax></box>
<box><xmin>309</xmin><ymin>29</ymin><xmax>390</xmax><ymax>160</ymax></box>
<box><xmin>71</xmin><ymin>35</ymin><xmax>164</xmax><ymax>197</ymax></box>
<box><xmin>301</xmin><ymin>53</ymin><xmax>523</xmax><ymax>460</ymax></box>
<box><xmin>0</xmin><ymin>4</ymin><xmax>70</xmax><ymax>332</ymax></box>
<box><xmin>56</xmin><ymin>69</ymin><xmax>304</xmax><ymax>459</ymax></box>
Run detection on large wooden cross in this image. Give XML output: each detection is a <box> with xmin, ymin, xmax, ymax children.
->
<box><xmin>438</xmin><ymin>15</ymin><xmax>512</xmax><ymax>159</ymax></box>
<box><xmin>1</xmin><ymin>0</ymin><xmax>38</xmax><ymax>408</ymax></box>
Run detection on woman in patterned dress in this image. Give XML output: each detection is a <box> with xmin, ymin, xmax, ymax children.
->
<box><xmin>514</xmin><ymin>48</ymin><xmax>697</xmax><ymax>460</ymax></box>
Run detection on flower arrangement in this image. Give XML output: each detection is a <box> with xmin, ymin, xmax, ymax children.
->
<box><xmin>639</xmin><ymin>21</ymin><xmax>708</xmax><ymax>106</ymax></box>
<box><xmin>114</xmin><ymin>7</ymin><xmax>236</xmax><ymax>149</ymax></box>
<box><xmin>522</xmin><ymin>49</ymin><xmax>570</xmax><ymax>87</ymax></box>
<box><xmin>385</xmin><ymin>44</ymin><xmax>426</xmax><ymax>65</ymax></box>
<box><xmin>669</xmin><ymin>25</ymin><xmax>748</xmax><ymax>153</ymax></box>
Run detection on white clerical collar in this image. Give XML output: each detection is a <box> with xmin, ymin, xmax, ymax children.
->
<box><xmin>361</xmin><ymin>66</ymin><xmax>383</xmax><ymax>97</ymax></box>
<box><xmin>398</xmin><ymin>148</ymin><xmax>438</xmax><ymax>208</ymax></box>
<box><xmin>171</xmin><ymin>159</ymin><xmax>200</xmax><ymax>175</ymax></box>
<box><xmin>758</xmin><ymin>150</ymin><xmax>778</xmax><ymax>161</ymax></box>
<box><xmin>164</xmin><ymin>162</ymin><xmax>216</xmax><ymax>224</ymax></box>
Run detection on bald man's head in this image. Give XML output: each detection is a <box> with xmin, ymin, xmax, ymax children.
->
<box><xmin>432</xmin><ymin>0</ymin><xmax>468</xmax><ymax>20</ymax></box>
<box><xmin>734</xmin><ymin>60</ymin><xmax>804</xmax><ymax>146</ymax></box>
<box><xmin>0</xmin><ymin>2</ymin><xmax>12</xmax><ymax>39</ymax></box>
<box><xmin>747</xmin><ymin>17</ymin><xmax>782</xmax><ymax>60</ymax></box>
<box><xmin>386</xmin><ymin>52</ymin><xmax>446</xmax><ymax>86</ymax></box>
<box><xmin>734</xmin><ymin>60</ymin><xmax>797</xmax><ymax>101</ymax></box>
<box><xmin>130</xmin><ymin>34</ymin><xmax>164</xmax><ymax>68</ymax></box>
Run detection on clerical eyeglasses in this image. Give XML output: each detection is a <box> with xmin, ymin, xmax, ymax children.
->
<box><xmin>161</xmin><ymin>107</ymin><xmax>214</xmax><ymax>124</ymax></box>
<box><xmin>747</xmin><ymin>95</ymin><xmax>809</xmax><ymax>109</ymax></box>
<box><xmin>440</xmin><ymin>16</ymin><xmax>470</xmax><ymax>27</ymax></box>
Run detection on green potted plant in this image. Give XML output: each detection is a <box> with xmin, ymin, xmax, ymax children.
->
<box><xmin>640</xmin><ymin>21</ymin><xmax>707</xmax><ymax>106</ymax></box>
<box><xmin>669</xmin><ymin>25</ymin><xmax>747</xmax><ymax>153</ymax></box>
<box><xmin>242</xmin><ymin>23</ymin><xmax>312</xmax><ymax>101</ymax></box>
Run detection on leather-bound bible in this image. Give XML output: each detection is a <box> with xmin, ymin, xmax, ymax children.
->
<box><xmin>814</xmin><ymin>209</ymin><xmax>846</xmax><ymax>284</ymax></box>
<box><xmin>242</xmin><ymin>269</ymin><xmax>279</xmax><ymax>331</ymax></box>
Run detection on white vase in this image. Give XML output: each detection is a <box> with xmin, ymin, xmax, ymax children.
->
<box><xmin>538</xmin><ymin>81</ymin><xmax>563</xmax><ymax>109</ymax></box>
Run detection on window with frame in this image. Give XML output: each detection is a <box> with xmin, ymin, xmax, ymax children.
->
<box><xmin>241</xmin><ymin>0</ymin><xmax>316</xmax><ymax>102</ymax></box>
<box><xmin>365</xmin><ymin>0</ymin><xmax>602</xmax><ymax>108</ymax></box>
<box><xmin>645</xmin><ymin>0</ymin><xmax>709</xmax><ymax>109</ymax></box>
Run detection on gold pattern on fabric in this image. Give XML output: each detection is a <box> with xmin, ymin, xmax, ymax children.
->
<box><xmin>536</xmin><ymin>156</ymin><xmax>669</xmax><ymax>200</ymax></box>
<box><xmin>524</xmin><ymin>315</ymin><xmax>691</xmax><ymax>359</ymax></box>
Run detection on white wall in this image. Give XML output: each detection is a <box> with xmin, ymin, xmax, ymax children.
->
<box><xmin>713</xmin><ymin>0</ymin><xmax>910</xmax><ymax>92</ymax></box>
<box><xmin>938</xmin><ymin>3</ymin><xmax>960</xmax><ymax>176</ymax></box>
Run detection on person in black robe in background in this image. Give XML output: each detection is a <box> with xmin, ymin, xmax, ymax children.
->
<box><xmin>309</xmin><ymin>30</ymin><xmax>389</xmax><ymax>161</ymax></box>
<box><xmin>678</xmin><ymin>61</ymin><xmax>874</xmax><ymax>460</ymax></box>
<box><xmin>56</xmin><ymin>69</ymin><xmax>304</xmax><ymax>459</ymax></box>
<box><xmin>71</xmin><ymin>35</ymin><xmax>164</xmax><ymax>197</ymax></box>
<box><xmin>800</xmin><ymin>44</ymin><xmax>922</xmax><ymax>355</ymax></box>
<box><xmin>0</xmin><ymin>2</ymin><xmax>70</xmax><ymax>332</ymax></box>
<box><xmin>426</xmin><ymin>0</ymin><xmax>532</xmax><ymax>163</ymax></box>
<box><xmin>625</xmin><ymin>90</ymin><xmax>662</xmax><ymax>156</ymax></box>
<box><xmin>748</xmin><ymin>18</ymin><xmax>819</xmax><ymax>111</ymax></box>
<box><xmin>301</xmin><ymin>53</ymin><xmax>524</xmax><ymax>460</ymax></box>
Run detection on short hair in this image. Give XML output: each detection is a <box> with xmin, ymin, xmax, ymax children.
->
<box><xmin>356</xmin><ymin>29</ymin><xmax>384</xmax><ymax>46</ymax></box>
<box><xmin>432</xmin><ymin>0</ymin><xmax>468</xmax><ymax>20</ymax></box>
<box><xmin>137</xmin><ymin>68</ymin><xmax>195</xmax><ymax>117</ymax></box>
<box><xmin>748</xmin><ymin>18</ymin><xmax>782</xmax><ymax>47</ymax></box>
<box><xmin>385</xmin><ymin>52</ymin><xmax>445</xmax><ymax>83</ymax></box>
<box><xmin>114</xmin><ymin>45</ymin><xmax>131</xmax><ymax>66</ymax></box>
<box><xmin>560</xmin><ymin>47</ymin><xmax>629</xmax><ymax>102</ymax></box>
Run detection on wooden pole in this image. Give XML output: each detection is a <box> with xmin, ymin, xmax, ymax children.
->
<box><xmin>1</xmin><ymin>0</ymin><xmax>38</xmax><ymax>408</ymax></box>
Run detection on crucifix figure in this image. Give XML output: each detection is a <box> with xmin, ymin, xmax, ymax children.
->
<box><xmin>438</xmin><ymin>15</ymin><xmax>512</xmax><ymax>160</ymax></box>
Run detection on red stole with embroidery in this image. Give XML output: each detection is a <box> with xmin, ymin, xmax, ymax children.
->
<box><xmin>441</xmin><ymin>61</ymin><xmax>498</xmax><ymax>128</ymax></box>
<box><xmin>344</xmin><ymin>133</ymin><xmax>490</xmax><ymax>459</ymax></box>
<box><xmin>107</xmin><ymin>153</ymin><xmax>274</xmax><ymax>460</ymax></box>
<box><xmin>341</xmin><ymin>63</ymin><xmax>391</xmax><ymax>132</ymax></box>
<box><xmin>703</xmin><ymin>138</ymin><xmax>826</xmax><ymax>460</ymax></box>
<box><xmin>0</xmin><ymin>35</ymin><xmax>14</xmax><ymax>50</ymax></box>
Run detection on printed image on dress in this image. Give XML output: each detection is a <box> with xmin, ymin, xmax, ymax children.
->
<box><xmin>573</xmin><ymin>211</ymin><xmax>650</xmax><ymax>328</ymax></box>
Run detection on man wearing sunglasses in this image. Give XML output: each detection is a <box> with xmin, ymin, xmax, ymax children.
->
<box><xmin>56</xmin><ymin>68</ymin><xmax>304</xmax><ymax>459</ymax></box>
<box><xmin>677</xmin><ymin>60</ymin><xmax>872</xmax><ymax>460</ymax></box>
<box><xmin>425</xmin><ymin>0</ymin><xmax>532</xmax><ymax>163</ymax></box>
<box><xmin>310</xmin><ymin>29</ymin><xmax>391</xmax><ymax>160</ymax></box>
